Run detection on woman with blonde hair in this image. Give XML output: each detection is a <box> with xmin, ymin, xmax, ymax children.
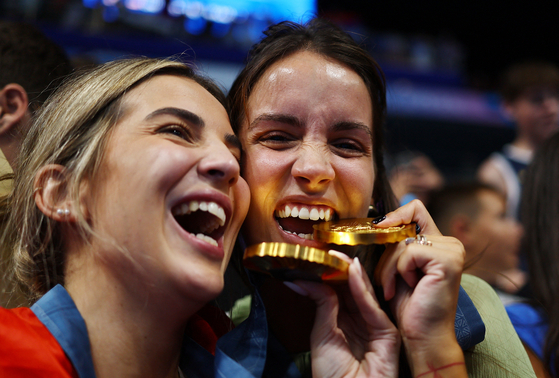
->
<box><xmin>0</xmin><ymin>57</ymin><xmax>251</xmax><ymax>377</ymax></box>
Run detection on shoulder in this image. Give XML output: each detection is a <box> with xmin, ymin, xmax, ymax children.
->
<box><xmin>0</xmin><ymin>307</ymin><xmax>77</xmax><ymax>378</ymax></box>
<box><xmin>506</xmin><ymin>302</ymin><xmax>548</xmax><ymax>361</ymax></box>
<box><xmin>460</xmin><ymin>275</ymin><xmax>538</xmax><ymax>378</ymax></box>
<box><xmin>506</xmin><ymin>302</ymin><xmax>546</xmax><ymax>327</ymax></box>
<box><xmin>477</xmin><ymin>154</ymin><xmax>507</xmax><ymax>192</ymax></box>
<box><xmin>0</xmin><ymin>306</ymin><xmax>46</xmax><ymax>339</ymax></box>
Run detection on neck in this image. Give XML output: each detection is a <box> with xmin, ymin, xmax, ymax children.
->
<box><xmin>511</xmin><ymin>138</ymin><xmax>534</xmax><ymax>151</ymax></box>
<box><xmin>65</xmin><ymin>249</ymin><xmax>202</xmax><ymax>378</ymax></box>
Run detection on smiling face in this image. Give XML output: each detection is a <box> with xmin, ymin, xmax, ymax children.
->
<box><xmin>239</xmin><ymin>51</ymin><xmax>375</xmax><ymax>248</ymax></box>
<box><xmin>85</xmin><ymin>75</ymin><xmax>249</xmax><ymax>302</ymax></box>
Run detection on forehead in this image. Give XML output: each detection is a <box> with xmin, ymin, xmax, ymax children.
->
<box><xmin>121</xmin><ymin>75</ymin><xmax>228</xmax><ymax>126</ymax></box>
<box><xmin>515</xmin><ymin>85</ymin><xmax>559</xmax><ymax>101</ymax></box>
<box><xmin>478</xmin><ymin>189</ymin><xmax>506</xmax><ymax>210</ymax></box>
<box><xmin>247</xmin><ymin>51</ymin><xmax>372</xmax><ymax>126</ymax></box>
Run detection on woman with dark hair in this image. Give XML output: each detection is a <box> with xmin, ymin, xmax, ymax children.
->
<box><xmin>226</xmin><ymin>18</ymin><xmax>470</xmax><ymax>378</ymax></box>
<box><xmin>507</xmin><ymin>131</ymin><xmax>559</xmax><ymax>378</ymax></box>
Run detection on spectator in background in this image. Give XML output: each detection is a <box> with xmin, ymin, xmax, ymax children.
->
<box><xmin>478</xmin><ymin>61</ymin><xmax>559</xmax><ymax>219</ymax></box>
<box><xmin>0</xmin><ymin>20</ymin><xmax>72</xmax><ymax>307</ymax></box>
<box><xmin>428</xmin><ymin>182</ymin><xmax>524</xmax><ymax>305</ymax></box>
<box><xmin>506</xmin><ymin>131</ymin><xmax>559</xmax><ymax>378</ymax></box>
<box><xmin>387</xmin><ymin>150</ymin><xmax>445</xmax><ymax>206</ymax></box>
<box><xmin>0</xmin><ymin>20</ymin><xmax>72</xmax><ymax>170</ymax></box>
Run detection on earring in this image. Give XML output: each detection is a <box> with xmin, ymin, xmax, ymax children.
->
<box><xmin>56</xmin><ymin>208</ymin><xmax>70</xmax><ymax>216</ymax></box>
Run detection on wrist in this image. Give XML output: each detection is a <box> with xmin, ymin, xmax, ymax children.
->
<box><xmin>403</xmin><ymin>335</ymin><xmax>466</xmax><ymax>378</ymax></box>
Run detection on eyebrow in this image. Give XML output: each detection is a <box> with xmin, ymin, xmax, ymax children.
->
<box><xmin>225</xmin><ymin>133</ymin><xmax>242</xmax><ymax>152</ymax></box>
<box><xmin>331</xmin><ymin>121</ymin><xmax>373</xmax><ymax>140</ymax></box>
<box><xmin>249</xmin><ymin>113</ymin><xmax>302</xmax><ymax>130</ymax></box>
<box><xmin>250</xmin><ymin>113</ymin><xmax>373</xmax><ymax>139</ymax></box>
<box><xmin>145</xmin><ymin>107</ymin><xmax>205</xmax><ymax>128</ymax></box>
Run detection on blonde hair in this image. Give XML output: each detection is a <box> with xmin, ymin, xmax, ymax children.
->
<box><xmin>3</xmin><ymin>57</ymin><xmax>226</xmax><ymax>302</ymax></box>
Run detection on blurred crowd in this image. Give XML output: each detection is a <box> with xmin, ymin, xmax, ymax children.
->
<box><xmin>1</xmin><ymin>16</ymin><xmax>559</xmax><ymax>378</ymax></box>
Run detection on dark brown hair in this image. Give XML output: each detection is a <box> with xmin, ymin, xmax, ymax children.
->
<box><xmin>520</xmin><ymin>131</ymin><xmax>559</xmax><ymax>375</ymax></box>
<box><xmin>0</xmin><ymin>21</ymin><xmax>72</xmax><ymax>112</ymax></box>
<box><xmin>500</xmin><ymin>61</ymin><xmax>559</xmax><ymax>103</ymax></box>
<box><xmin>428</xmin><ymin>181</ymin><xmax>504</xmax><ymax>236</ymax></box>
<box><xmin>227</xmin><ymin>17</ymin><xmax>396</xmax><ymax>216</ymax></box>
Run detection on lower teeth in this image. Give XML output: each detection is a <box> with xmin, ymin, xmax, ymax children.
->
<box><xmin>195</xmin><ymin>233</ymin><xmax>218</xmax><ymax>246</ymax></box>
<box><xmin>279</xmin><ymin>225</ymin><xmax>314</xmax><ymax>240</ymax></box>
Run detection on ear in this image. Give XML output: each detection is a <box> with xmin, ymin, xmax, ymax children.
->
<box><xmin>34</xmin><ymin>164</ymin><xmax>77</xmax><ymax>222</ymax></box>
<box><xmin>448</xmin><ymin>214</ymin><xmax>472</xmax><ymax>246</ymax></box>
<box><xmin>0</xmin><ymin>84</ymin><xmax>29</xmax><ymax>136</ymax></box>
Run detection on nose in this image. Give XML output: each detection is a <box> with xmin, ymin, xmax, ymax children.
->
<box><xmin>291</xmin><ymin>144</ymin><xmax>335</xmax><ymax>191</ymax></box>
<box><xmin>198</xmin><ymin>142</ymin><xmax>240</xmax><ymax>189</ymax></box>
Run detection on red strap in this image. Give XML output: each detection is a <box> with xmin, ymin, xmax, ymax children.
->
<box><xmin>185</xmin><ymin>304</ymin><xmax>235</xmax><ymax>355</ymax></box>
<box><xmin>0</xmin><ymin>307</ymin><xmax>78</xmax><ymax>378</ymax></box>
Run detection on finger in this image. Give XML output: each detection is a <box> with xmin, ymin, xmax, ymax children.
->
<box><xmin>330</xmin><ymin>251</ymin><xmax>377</xmax><ymax>300</ymax></box>
<box><xmin>375</xmin><ymin>235</ymin><xmax>463</xmax><ymax>300</ymax></box>
<box><xmin>375</xmin><ymin>199</ymin><xmax>442</xmax><ymax>236</ymax></box>
<box><xmin>395</xmin><ymin>238</ymin><xmax>464</xmax><ymax>288</ymax></box>
<box><xmin>328</xmin><ymin>249</ymin><xmax>353</xmax><ymax>264</ymax></box>
<box><xmin>348</xmin><ymin>258</ymin><xmax>392</xmax><ymax>328</ymax></box>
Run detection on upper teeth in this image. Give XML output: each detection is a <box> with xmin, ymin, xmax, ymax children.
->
<box><xmin>172</xmin><ymin>201</ymin><xmax>226</xmax><ymax>246</ymax></box>
<box><xmin>172</xmin><ymin>200</ymin><xmax>226</xmax><ymax>227</ymax></box>
<box><xmin>275</xmin><ymin>205</ymin><xmax>333</xmax><ymax>221</ymax></box>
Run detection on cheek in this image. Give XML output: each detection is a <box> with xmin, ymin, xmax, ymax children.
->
<box><xmin>242</xmin><ymin>148</ymin><xmax>289</xmax><ymax>199</ymax></box>
<box><xmin>338</xmin><ymin>159</ymin><xmax>375</xmax><ymax>217</ymax></box>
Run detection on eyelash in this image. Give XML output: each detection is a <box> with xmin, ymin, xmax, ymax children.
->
<box><xmin>331</xmin><ymin>139</ymin><xmax>365</xmax><ymax>153</ymax></box>
<box><xmin>257</xmin><ymin>132</ymin><xmax>368</xmax><ymax>156</ymax></box>
<box><xmin>257</xmin><ymin>132</ymin><xmax>296</xmax><ymax>148</ymax></box>
<box><xmin>159</xmin><ymin>124</ymin><xmax>193</xmax><ymax>142</ymax></box>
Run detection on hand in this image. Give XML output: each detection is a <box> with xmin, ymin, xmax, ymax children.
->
<box><xmin>288</xmin><ymin>252</ymin><xmax>400</xmax><ymax>378</ymax></box>
<box><xmin>374</xmin><ymin>200</ymin><xmax>467</xmax><ymax>377</ymax></box>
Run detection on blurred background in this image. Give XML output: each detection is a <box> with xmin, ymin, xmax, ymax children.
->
<box><xmin>2</xmin><ymin>0</ymin><xmax>558</xmax><ymax>181</ymax></box>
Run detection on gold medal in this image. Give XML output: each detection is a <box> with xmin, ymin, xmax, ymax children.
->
<box><xmin>313</xmin><ymin>219</ymin><xmax>416</xmax><ymax>245</ymax></box>
<box><xmin>243</xmin><ymin>242</ymin><xmax>349</xmax><ymax>282</ymax></box>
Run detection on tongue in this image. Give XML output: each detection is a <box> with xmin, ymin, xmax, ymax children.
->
<box><xmin>277</xmin><ymin>217</ymin><xmax>317</xmax><ymax>235</ymax></box>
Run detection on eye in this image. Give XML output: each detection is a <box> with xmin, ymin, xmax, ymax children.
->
<box><xmin>331</xmin><ymin>138</ymin><xmax>368</xmax><ymax>157</ymax></box>
<box><xmin>159</xmin><ymin>124</ymin><xmax>193</xmax><ymax>142</ymax></box>
<box><xmin>257</xmin><ymin>131</ymin><xmax>297</xmax><ymax>149</ymax></box>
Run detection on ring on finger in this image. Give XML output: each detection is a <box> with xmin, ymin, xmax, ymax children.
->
<box><xmin>405</xmin><ymin>234</ymin><xmax>433</xmax><ymax>246</ymax></box>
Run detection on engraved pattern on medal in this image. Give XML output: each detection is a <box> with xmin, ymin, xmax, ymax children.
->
<box><xmin>329</xmin><ymin>223</ymin><xmax>406</xmax><ymax>233</ymax></box>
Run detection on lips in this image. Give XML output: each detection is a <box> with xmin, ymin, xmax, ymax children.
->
<box><xmin>274</xmin><ymin>204</ymin><xmax>335</xmax><ymax>240</ymax></box>
<box><xmin>172</xmin><ymin>200</ymin><xmax>227</xmax><ymax>247</ymax></box>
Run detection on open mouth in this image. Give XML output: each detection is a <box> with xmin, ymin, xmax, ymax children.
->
<box><xmin>172</xmin><ymin>200</ymin><xmax>226</xmax><ymax>247</ymax></box>
<box><xmin>274</xmin><ymin>204</ymin><xmax>335</xmax><ymax>240</ymax></box>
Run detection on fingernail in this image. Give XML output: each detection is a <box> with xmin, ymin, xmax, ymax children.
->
<box><xmin>416</xmin><ymin>223</ymin><xmax>421</xmax><ymax>234</ymax></box>
<box><xmin>283</xmin><ymin>281</ymin><xmax>309</xmax><ymax>296</ymax></box>
<box><xmin>353</xmin><ymin>257</ymin><xmax>363</xmax><ymax>276</ymax></box>
<box><xmin>372</xmin><ymin>215</ymin><xmax>386</xmax><ymax>224</ymax></box>
<box><xmin>328</xmin><ymin>250</ymin><xmax>347</xmax><ymax>260</ymax></box>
